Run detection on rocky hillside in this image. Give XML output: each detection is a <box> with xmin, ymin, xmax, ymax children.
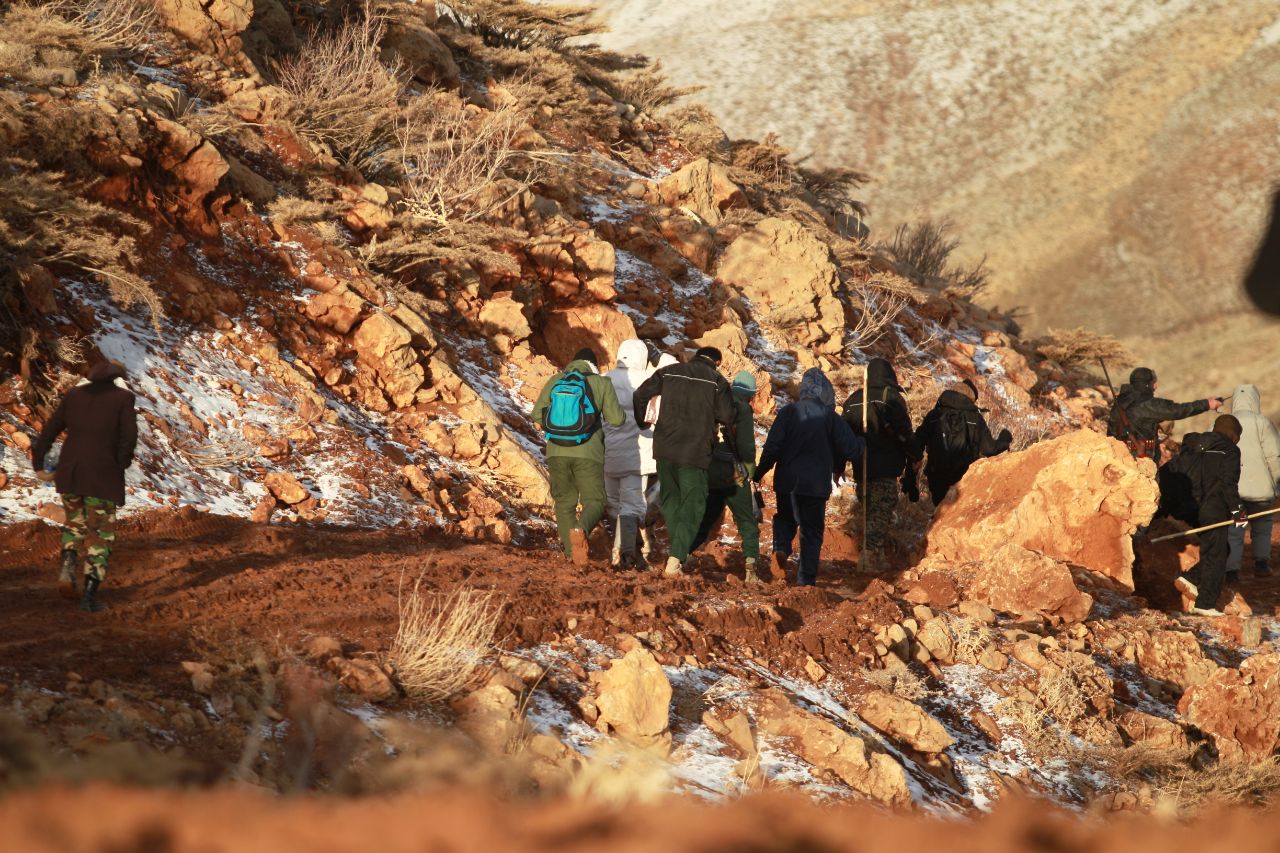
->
<box><xmin>590</xmin><ymin>0</ymin><xmax>1280</xmax><ymax>414</ymax></box>
<box><xmin>0</xmin><ymin>0</ymin><xmax>1107</xmax><ymax>531</ymax></box>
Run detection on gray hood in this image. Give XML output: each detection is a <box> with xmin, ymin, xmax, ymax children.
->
<box><xmin>799</xmin><ymin>368</ymin><xmax>836</xmax><ymax>409</ymax></box>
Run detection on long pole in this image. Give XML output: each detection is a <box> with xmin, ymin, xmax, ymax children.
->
<box><xmin>861</xmin><ymin>363</ymin><xmax>869</xmax><ymax>557</ymax></box>
<box><xmin>1148</xmin><ymin>507</ymin><xmax>1280</xmax><ymax>543</ymax></box>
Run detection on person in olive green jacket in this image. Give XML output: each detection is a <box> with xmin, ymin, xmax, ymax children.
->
<box><xmin>532</xmin><ymin>348</ymin><xmax>626</xmax><ymax>565</ymax></box>
<box><xmin>689</xmin><ymin>371</ymin><xmax>762</xmax><ymax>582</ymax></box>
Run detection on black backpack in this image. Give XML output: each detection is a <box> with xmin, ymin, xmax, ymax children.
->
<box><xmin>931</xmin><ymin>407</ymin><xmax>977</xmax><ymax>462</ymax></box>
<box><xmin>844</xmin><ymin>387</ymin><xmax>893</xmax><ymax>438</ymax></box>
<box><xmin>1157</xmin><ymin>437</ymin><xmax>1206</xmax><ymax>525</ymax></box>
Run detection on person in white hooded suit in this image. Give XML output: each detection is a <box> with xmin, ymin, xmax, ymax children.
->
<box><xmin>604</xmin><ymin>339</ymin><xmax>655</xmax><ymax>568</ymax></box>
<box><xmin>1227</xmin><ymin>384</ymin><xmax>1280</xmax><ymax>579</ymax></box>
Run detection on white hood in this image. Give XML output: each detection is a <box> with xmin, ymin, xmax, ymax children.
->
<box><xmin>604</xmin><ymin>339</ymin><xmax>656</xmax><ymax>476</ymax></box>
<box><xmin>1232</xmin><ymin>383</ymin><xmax>1280</xmax><ymax>501</ymax></box>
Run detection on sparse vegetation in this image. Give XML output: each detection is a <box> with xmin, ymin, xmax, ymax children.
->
<box><xmin>1036</xmin><ymin>326</ymin><xmax>1132</xmax><ymax>381</ymax></box>
<box><xmin>610</xmin><ymin>60</ymin><xmax>700</xmax><ymax>117</ymax></box>
<box><xmin>885</xmin><ymin>220</ymin><xmax>990</xmax><ymax>299</ymax></box>
<box><xmin>389</xmin><ymin>580</ymin><xmax>503</xmax><ymax>702</ymax></box>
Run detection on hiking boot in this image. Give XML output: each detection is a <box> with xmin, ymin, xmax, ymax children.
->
<box><xmin>617</xmin><ymin>515</ymin><xmax>642</xmax><ymax>571</ymax></box>
<box><xmin>1225</xmin><ymin>570</ymin><xmax>1240</xmax><ymax>586</ymax></box>
<box><xmin>1256</xmin><ymin>560</ymin><xmax>1272</xmax><ymax>578</ymax></box>
<box><xmin>743</xmin><ymin>557</ymin><xmax>761</xmax><ymax>585</ymax></box>
<box><xmin>569</xmin><ymin>528</ymin><xmax>589</xmax><ymax>567</ymax></box>
<box><xmin>80</xmin><ymin>577</ymin><xmax>105</xmax><ymax>613</ymax></box>
<box><xmin>57</xmin><ymin>548</ymin><xmax>79</xmax><ymax>600</ymax></box>
<box><xmin>1190</xmin><ymin>607</ymin><xmax>1224</xmax><ymax>617</ymax></box>
<box><xmin>663</xmin><ymin>556</ymin><xmax>684</xmax><ymax>578</ymax></box>
<box><xmin>1173</xmin><ymin>576</ymin><xmax>1198</xmax><ymax>600</ymax></box>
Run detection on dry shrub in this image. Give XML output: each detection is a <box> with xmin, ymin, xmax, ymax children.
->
<box><xmin>49</xmin><ymin>0</ymin><xmax>157</xmax><ymax>51</ymax></box>
<box><xmin>885</xmin><ymin>220</ymin><xmax>989</xmax><ymax>299</ymax></box>
<box><xmin>798</xmin><ymin>165</ymin><xmax>870</xmax><ymax>218</ymax></box>
<box><xmin>846</xmin><ymin>271</ymin><xmax>916</xmax><ymax>350</ymax></box>
<box><xmin>611</xmin><ymin>60</ymin><xmax>700</xmax><ymax>117</ymax></box>
<box><xmin>1084</xmin><ymin>743</ymin><xmax>1280</xmax><ymax>815</ymax></box>
<box><xmin>666</xmin><ymin>103</ymin><xmax>730</xmax><ymax>161</ymax></box>
<box><xmin>388</xmin><ymin>580</ymin><xmax>503</xmax><ymax>702</ymax></box>
<box><xmin>395</xmin><ymin>92</ymin><xmax>543</xmax><ymax>228</ymax></box>
<box><xmin>1036</xmin><ymin>327</ymin><xmax>1132</xmax><ymax>381</ymax></box>
<box><xmin>731</xmin><ymin>133</ymin><xmax>797</xmax><ymax>194</ymax></box>
<box><xmin>947</xmin><ymin>615</ymin><xmax>993</xmax><ymax>663</ymax></box>
<box><xmin>276</xmin><ymin>14</ymin><xmax>404</xmax><ymax>172</ymax></box>
<box><xmin>0</xmin><ymin>1</ymin><xmax>153</xmax><ymax>83</ymax></box>
<box><xmin>860</xmin><ymin>665</ymin><xmax>929</xmax><ymax>701</ymax></box>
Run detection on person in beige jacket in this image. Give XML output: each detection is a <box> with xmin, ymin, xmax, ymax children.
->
<box><xmin>1227</xmin><ymin>384</ymin><xmax>1280</xmax><ymax>579</ymax></box>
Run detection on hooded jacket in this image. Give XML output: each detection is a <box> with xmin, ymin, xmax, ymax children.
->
<box><xmin>603</xmin><ymin>339</ymin><xmax>655</xmax><ymax>477</ymax></box>
<box><xmin>633</xmin><ymin>354</ymin><xmax>734</xmax><ymax>470</ymax></box>
<box><xmin>1107</xmin><ymin>375</ymin><xmax>1209</xmax><ymax>463</ymax></box>
<box><xmin>1230</xmin><ymin>384</ymin><xmax>1280</xmax><ymax>502</ymax></box>
<box><xmin>755</xmin><ymin>369</ymin><xmax>863</xmax><ymax>499</ymax></box>
<box><xmin>531</xmin><ymin>359</ymin><xmax>625</xmax><ymax>462</ymax></box>
<box><xmin>918</xmin><ymin>389</ymin><xmax>1012</xmax><ymax>476</ymax></box>
<box><xmin>1179</xmin><ymin>429</ymin><xmax>1243</xmax><ymax>523</ymax></box>
<box><xmin>31</xmin><ymin>361</ymin><xmax>138</xmax><ymax>505</ymax></box>
<box><xmin>841</xmin><ymin>358</ymin><xmax>920</xmax><ymax>480</ymax></box>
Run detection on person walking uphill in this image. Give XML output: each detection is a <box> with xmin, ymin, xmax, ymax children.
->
<box><xmin>1169</xmin><ymin>415</ymin><xmax>1247</xmax><ymax>616</ymax></box>
<box><xmin>532</xmin><ymin>348</ymin><xmax>625</xmax><ymax>566</ymax></box>
<box><xmin>603</xmin><ymin>339</ymin><xmax>654</xmax><ymax>570</ymax></box>
<box><xmin>31</xmin><ymin>360</ymin><xmax>138</xmax><ymax>613</ymax></box>
<box><xmin>633</xmin><ymin>346</ymin><xmax>734</xmax><ymax>578</ymax></box>
<box><xmin>1108</xmin><ymin>367</ymin><xmax>1221</xmax><ymax>463</ymax></box>
<box><xmin>689</xmin><ymin>371</ymin><xmax>762</xmax><ymax>582</ymax></box>
<box><xmin>754</xmin><ymin>368</ymin><xmax>863</xmax><ymax>586</ymax></box>
<box><xmin>1226</xmin><ymin>384</ymin><xmax>1280</xmax><ymax>579</ymax></box>
<box><xmin>917</xmin><ymin>379</ymin><xmax>1012</xmax><ymax>505</ymax></box>
<box><xmin>842</xmin><ymin>358</ymin><xmax>920</xmax><ymax>573</ymax></box>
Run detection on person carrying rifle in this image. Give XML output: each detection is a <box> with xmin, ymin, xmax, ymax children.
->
<box><xmin>1107</xmin><ymin>366</ymin><xmax>1221</xmax><ymax>463</ymax></box>
<box><xmin>689</xmin><ymin>371</ymin><xmax>762</xmax><ymax>582</ymax></box>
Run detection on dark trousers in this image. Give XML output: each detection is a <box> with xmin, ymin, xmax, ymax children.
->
<box><xmin>772</xmin><ymin>491</ymin><xmax>827</xmax><ymax>586</ymax></box>
<box><xmin>1188</xmin><ymin>525</ymin><xmax>1230</xmax><ymax>609</ymax></box>
<box><xmin>690</xmin><ymin>484</ymin><xmax>761</xmax><ymax>559</ymax></box>
<box><xmin>926</xmin><ymin>467</ymin><xmax>962</xmax><ymax>505</ymax></box>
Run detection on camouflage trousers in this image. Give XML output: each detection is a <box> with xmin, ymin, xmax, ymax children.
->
<box><xmin>857</xmin><ymin>478</ymin><xmax>899</xmax><ymax>551</ymax></box>
<box><xmin>61</xmin><ymin>495</ymin><xmax>117</xmax><ymax>583</ymax></box>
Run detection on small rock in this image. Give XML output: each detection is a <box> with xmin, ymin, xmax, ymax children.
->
<box><xmin>804</xmin><ymin>656</ymin><xmax>827</xmax><ymax>683</ymax></box>
<box><xmin>304</xmin><ymin>636</ymin><xmax>343</xmax><ymax>661</ymax></box>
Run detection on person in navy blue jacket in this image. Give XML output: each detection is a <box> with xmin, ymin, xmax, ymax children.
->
<box><xmin>754</xmin><ymin>368</ymin><xmax>864</xmax><ymax>586</ymax></box>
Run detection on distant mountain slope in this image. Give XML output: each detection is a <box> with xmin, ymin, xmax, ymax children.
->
<box><xmin>592</xmin><ymin>0</ymin><xmax>1280</xmax><ymax>410</ymax></box>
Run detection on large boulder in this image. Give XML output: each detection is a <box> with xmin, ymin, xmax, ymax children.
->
<box><xmin>925</xmin><ymin>430</ymin><xmax>1159</xmax><ymax>589</ymax></box>
<box><xmin>855</xmin><ymin>690</ymin><xmax>954</xmax><ymax>754</ymax></box>
<box><xmin>655</xmin><ymin>158</ymin><xmax>748</xmax><ymax>226</ymax></box>
<box><xmin>950</xmin><ymin>544</ymin><xmax>1094</xmax><ymax>624</ymax></box>
<box><xmin>382</xmin><ymin>19</ymin><xmax>460</xmax><ymax>89</ymax></box>
<box><xmin>1179</xmin><ymin>653</ymin><xmax>1280</xmax><ymax>762</ymax></box>
<box><xmin>541</xmin><ymin>302</ymin><xmax>637</xmax><ymax>367</ymax></box>
<box><xmin>590</xmin><ymin>648</ymin><xmax>672</xmax><ymax>753</ymax></box>
<box><xmin>755</xmin><ymin>689</ymin><xmax>912</xmax><ymax>806</ymax></box>
<box><xmin>716</xmin><ymin>218</ymin><xmax>847</xmax><ymax>357</ymax></box>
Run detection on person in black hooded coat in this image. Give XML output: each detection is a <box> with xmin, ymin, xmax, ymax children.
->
<box><xmin>841</xmin><ymin>358</ymin><xmax>920</xmax><ymax>570</ymax></box>
<box><xmin>917</xmin><ymin>380</ymin><xmax>1011</xmax><ymax>504</ymax></box>
<box><xmin>1107</xmin><ymin>366</ymin><xmax>1220</xmax><ymax>463</ymax></box>
<box><xmin>31</xmin><ymin>360</ymin><xmax>138</xmax><ymax>612</ymax></box>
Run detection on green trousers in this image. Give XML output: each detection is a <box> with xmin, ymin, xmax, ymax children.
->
<box><xmin>548</xmin><ymin>456</ymin><xmax>606</xmax><ymax>557</ymax></box>
<box><xmin>61</xmin><ymin>494</ymin><xmax>117</xmax><ymax>583</ymax></box>
<box><xmin>657</xmin><ymin>460</ymin><xmax>709</xmax><ymax>562</ymax></box>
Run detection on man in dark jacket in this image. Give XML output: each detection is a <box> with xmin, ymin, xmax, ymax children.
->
<box><xmin>755</xmin><ymin>369</ymin><xmax>864</xmax><ymax>586</ymax></box>
<box><xmin>634</xmin><ymin>346</ymin><xmax>735</xmax><ymax>577</ymax></box>
<box><xmin>917</xmin><ymin>379</ymin><xmax>1012</xmax><ymax>505</ymax></box>
<box><xmin>689</xmin><ymin>371</ymin><xmax>761</xmax><ymax>582</ymax></box>
<box><xmin>1108</xmin><ymin>367</ymin><xmax>1221</xmax><ymax>463</ymax></box>
<box><xmin>31</xmin><ymin>360</ymin><xmax>138</xmax><ymax>612</ymax></box>
<box><xmin>1171</xmin><ymin>415</ymin><xmax>1246</xmax><ymax>616</ymax></box>
<box><xmin>842</xmin><ymin>358</ymin><xmax>920</xmax><ymax>572</ymax></box>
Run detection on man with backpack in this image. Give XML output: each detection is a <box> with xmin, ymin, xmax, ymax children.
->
<box><xmin>1161</xmin><ymin>415</ymin><xmax>1247</xmax><ymax>616</ymax></box>
<box><xmin>841</xmin><ymin>358</ymin><xmax>921</xmax><ymax>573</ymax></box>
<box><xmin>689</xmin><ymin>371</ymin><xmax>762</xmax><ymax>583</ymax></box>
<box><xmin>754</xmin><ymin>368</ymin><xmax>863</xmax><ymax>586</ymax></box>
<box><xmin>1225</xmin><ymin>384</ymin><xmax>1280</xmax><ymax>580</ymax></box>
<box><xmin>603</xmin><ymin>339</ymin><xmax>654</xmax><ymax>570</ymax></box>
<box><xmin>917</xmin><ymin>379</ymin><xmax>1012</xmax><ymax>505</ymax></box>
<box><xmin>633</xmin><ymin>346</ymin><xmax>735</xmax><ymax>578</ymax></box>
<box><xmin>1108</xmin><ymin>367</ymin><xmax>1221</xmax><ymax>463</ymax></box>
<box><xmin>532</xmin><ymin>348</ymin><xmax>625</xmax><ymax>566</ymax></box>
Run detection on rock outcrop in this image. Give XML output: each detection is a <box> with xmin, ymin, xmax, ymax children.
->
<box><xmin>655</xmin><ymin>158</ymin><xmax>748</xmax><ymax>226</ymax></box>
<box><xmin>1179</xmin><ymin>653</ymin><xmax>1280</xmax><ymax>763</ymax></box>
<box><xmin>590</xmin><ymin>648</ymin><xmax>673</xmax><ymax>753</ymax></box>
<box><xmin>926</xmin><ymin>430</ymin><xmax>1159</xmax><ymax>589</ymax></box>
<box><xmin>856</xmin><ymin>690</ymin><xmax>954</xmax><ymax>755</ymax></box>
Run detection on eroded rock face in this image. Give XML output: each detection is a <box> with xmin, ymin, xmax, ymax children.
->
<box><xmin>1179</xmin><ymin>652</ymin><xmax>1280</xmax><ymax>762</ymax></box>
<box><xmin>655</xmin><ymin>158</ymin><xmax>748</xmax><ymax>226</ymax></box>
<box><xmin>755</xmin><ymin>689</ymin><xmax>912</xmax><ymax>806</ymax></box>
<box><xmin>856</xmin><ymin>690</ymin><xmax>954</xmax><ymax>755</ymax></box>
<box><xmin>926</xmin><ymin>430</ymin><xmax>1159</xmax><ymax>589</ymax></box>
<box><xmin>1132</xmin><ymin>629</ymin><xmax>1219</xmax><ymax>693</ymax></box>
<box><xmin>716</xmin><ymin>218</ymin><xmax>847</xmax><ymax>358</ymax></box>
<box><xmin>590</xmin><ymin>648</ymin><xmax>672</xmax><ymax>753</ymax></box>
<box><xmin>353</xmin><ymin>312</ymin><xmax>425</xmax><ymax>408</ymax></box>
<box><xmin>935</xmin><ymin>544</ymin><xmax>1094</xmax><ymax>624</ymax></box>
<box><xmin>541</xmin><ymin>302</ymin><xmax>637</xmax><ymax>367</ymax></box>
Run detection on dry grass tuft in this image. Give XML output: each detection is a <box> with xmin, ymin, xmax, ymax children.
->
<box><xmin>846</xmin><ymin>271</ymin><xmax>916</xmax><ymax>351</ymax></box>
<box><xmin>610</xmin><ymin>60</ymin><xmax>700</xmax><ymax>117</ymax></box>
<box><xmin>388</xmin><ymin>579</ymin><xmax>503</xmax><ymax>702</ymax></box>
<box><xmin>885</xmin><ymin>219</ymin><xmax>989</xmax><ymax>299</ymax></box>
<box><xmin>1035</xmin><ymin>327</ymin><xmax>1132</xmax><ymax>382</ymax></box>
<box><xmin>947</xmin><ymin>615</ymin><xmax>993</xmax><ymax>663</ymax></box>
<box><xmin>50</xmin><ymin>0</ymin><xmax>157</xmax><ymax>51</ymax></box>
<box><xmin>860</xmin><ymin>665</ymin><xmax>929</xmax><ymax>701</ymax></box>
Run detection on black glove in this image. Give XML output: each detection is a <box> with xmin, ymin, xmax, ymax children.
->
<box><xmin>900</xmin><ymin>467</ymin><xmax>920</xmax><ymax>503</ymax></box>
<box><xmin>753</xmin><ymin>489</ymin><xmax>765</xmax><ymax>524</ymax></box>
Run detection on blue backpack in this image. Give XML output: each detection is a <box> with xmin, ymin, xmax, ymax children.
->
<box><xmin>542</xmin><ymin>370</ymin><xmax>601</xmax><ymax>446</ymax></box>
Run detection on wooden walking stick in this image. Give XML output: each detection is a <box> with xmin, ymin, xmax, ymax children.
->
<box><xmin>861</xmin><ymin>362</ymin><xmax>869</xmax><ymax>556</ymax></box>
<box><xmin>1148</xmin><ymin>507</ymin><xmax>1280</xmax><ymax>543</ymax></box>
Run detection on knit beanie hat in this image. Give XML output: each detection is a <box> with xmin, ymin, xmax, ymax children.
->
<box><xmin>572</xmin><ymin>347</ymin><xmax>599</xmax><ymax>367</ymax></box>
<box><xmin>731</xmin><ymin>371</ymin><xmax>757</xmax><ymax>394</ymax></box>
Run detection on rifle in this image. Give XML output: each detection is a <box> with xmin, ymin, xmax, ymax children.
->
<box><xmin>1099</xmin><ymin>358</ymin><xmax>1156</xmax><ymax>458</ymax></box>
